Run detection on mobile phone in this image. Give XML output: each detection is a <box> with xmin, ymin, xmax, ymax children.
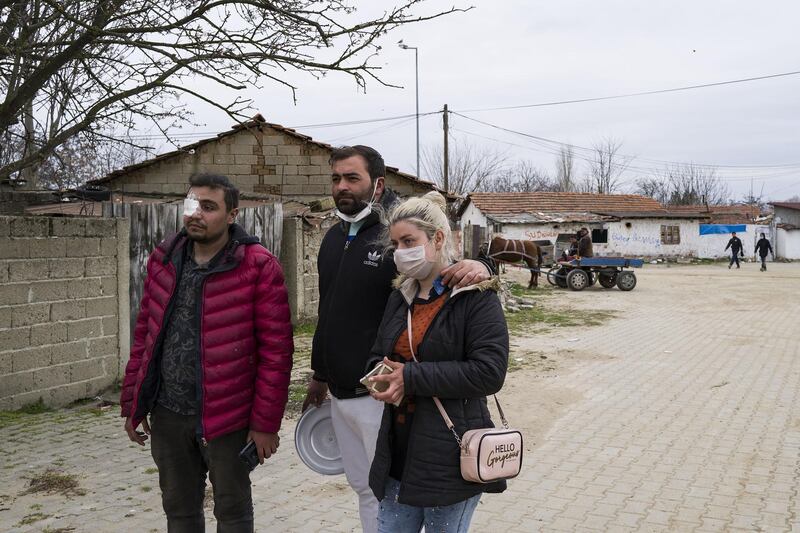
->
<box><xmin>360</xmin><ymin>362</ymin><xmax>393</xmax><ymax>393</ymax></box>
<box><xmin>238</xmin><ymin>441</ymin><xmax>259</xmax><ymax>471</ymax></box>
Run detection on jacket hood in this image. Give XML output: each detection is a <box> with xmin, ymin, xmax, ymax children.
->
<box><xmin>394</xmin><ymin>274</ymin><xmax>501</xmax><ymax>305</ymax></box>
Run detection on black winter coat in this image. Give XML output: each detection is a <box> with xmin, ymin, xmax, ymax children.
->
<box><xmin>755</xmin><ymin>238</ymin><xmax>773</xmax><ymax>258</ymax></box>
<box><xmin>311</xmin><ymin>210</ymin><xmax>396</xmax><ymax>399</ymax></box>
<box><xmin>368</xmin><ymin>279</ymin><xmax>509</xmax><ymax>507</ymax></box>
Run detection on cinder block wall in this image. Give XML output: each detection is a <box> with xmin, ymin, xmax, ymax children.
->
<box><xmin>279</xmin><ymin>217</ymin><xmax>336</xmax><ymax>323</ymax></box>
<box><xmin>0</xmin><ymin>216</ymin><xmax>129</xmax><ymax>410</ymax></box>
<box><xmin>104</xmin><ymin>126</ymin><xmax>432</xmax><ymax>200</ymax></box>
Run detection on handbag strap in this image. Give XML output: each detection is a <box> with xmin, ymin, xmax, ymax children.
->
<box><xmin>405</xmin><ymin>308</ymin><xmax>509</xmax><ymax>449</ymax></box>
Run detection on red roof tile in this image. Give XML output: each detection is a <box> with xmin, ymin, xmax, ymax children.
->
<box><xmin>461</xmin><ymin>192</ymin><xmax>664</xmax><ymax>217</ymax></box>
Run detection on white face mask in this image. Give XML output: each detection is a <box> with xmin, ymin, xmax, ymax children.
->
<box><xmin>335</xmin><ymin>179</ymin><xmax>379</xmax><ymax>224</ymax></box>
<box><xmin>394</xmin><ymin>241</ymin><xmax>435</xmax><ymax>280</ymax></box>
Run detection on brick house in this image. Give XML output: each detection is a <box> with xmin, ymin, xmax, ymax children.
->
<box><xmin>88</xmin><ymin>114</ymin><xmax>440</xmax><ymax>200</ymax></box>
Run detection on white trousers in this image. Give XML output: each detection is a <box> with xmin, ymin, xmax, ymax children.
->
<box><xmin>330</xmin><ymin>395</ymin><xmax>384</xmax><ymax>533</ymax></box>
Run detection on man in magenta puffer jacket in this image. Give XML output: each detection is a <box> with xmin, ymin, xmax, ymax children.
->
<box><xmin>120</xmin><ymin>173</ymin><xmax>293</xmax><ymax>532</ymax></box>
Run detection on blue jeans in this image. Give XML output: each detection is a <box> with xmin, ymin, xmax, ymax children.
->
<box><xmin>377</xmin><ymin>477</ymin><xmax>481</xmax><ymax>533</ymax></box>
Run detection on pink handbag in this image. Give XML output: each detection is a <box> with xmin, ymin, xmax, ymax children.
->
<box><xmin>406</xmin><ymin>310</ymin><xmax>523</xmax><ymax>484</ymax></box>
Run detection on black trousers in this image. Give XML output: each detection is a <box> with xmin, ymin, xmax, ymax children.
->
<box><xmin>150</xmin><ymin>405</ymin><xmax>253</xmax><ymax>533</ymax></box>
<box><xmin>729</xmin><ymin>253</ymin><xmax>741</xmax><ymax>268</ymax></box>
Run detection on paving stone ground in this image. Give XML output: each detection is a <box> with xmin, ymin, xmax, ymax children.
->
<box><xmin>1</xmin><ymin>263</ymin><xmax>799</xmax><ymax>532</ymax></box>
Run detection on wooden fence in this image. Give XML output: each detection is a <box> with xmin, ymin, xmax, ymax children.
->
<box><xmin>103</xmin><ymin>201</ymin><xmax>282</xmax><ymax>340</ymax></box>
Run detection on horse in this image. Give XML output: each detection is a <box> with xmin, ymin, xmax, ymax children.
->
<box><xmin>483</xmin><ymin>236</ymin><xmax>543</xmax><ymax>289</ymax></box>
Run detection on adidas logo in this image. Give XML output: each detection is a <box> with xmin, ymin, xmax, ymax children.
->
<box><xmin>364</xmin><ymin>250</ymin><xmax>381</xmax><ymax>267</ymax></box>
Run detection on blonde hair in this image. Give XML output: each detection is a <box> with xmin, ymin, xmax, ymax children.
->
<box><xmin>385</xmin><ymin>191</ymin><xmax>455</xmax><ymax>263</ymax></box>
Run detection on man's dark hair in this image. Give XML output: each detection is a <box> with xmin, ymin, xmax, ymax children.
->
<box><xmin>189</xmin><ymin>173</ymin><xmax>239</xmax><ymax>211</ymax></box>
<box><xmin>329</xmin><ymin>145</ymin><xmax>386</xmax><ymax>181</ymax></box>
<box><xmin>731</xmin><ymin>232</ymin><xmax>737</xmax><ymax>236</ymax></box>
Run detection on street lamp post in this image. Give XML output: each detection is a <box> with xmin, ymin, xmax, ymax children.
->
<box><xmin>398</xmin><ymin>40</ymin><xmax>419</xmax><ymax>178</ymax></box>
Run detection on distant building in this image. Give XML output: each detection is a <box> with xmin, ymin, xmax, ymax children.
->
<box><xmin>770</xmin><ymin>202</ymin><xmax>800</xmax><ymax>259</ymax></box>
<box><xmin>457</xmin><ymin>192</ymin><xmax>766</xmax><ymax>260</ymax></box>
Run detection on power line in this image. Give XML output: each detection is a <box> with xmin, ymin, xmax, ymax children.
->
<box><xmin>451</xmin><ymin>111</ymin><xmax>800</xmax><ymax>171</ymax></box>
<box><xmin>454</xmin><ymin>69</ymin><xmax>800</xmax><ymax>113</ymax></box>
<box><xmin>449</xmin><ymin>124</ymin><xmax>800</xmax><ymax>183</ymax></box>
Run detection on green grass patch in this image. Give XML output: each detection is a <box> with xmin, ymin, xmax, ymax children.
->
<box><xmin>0</xmin><ymin>398</ymin><xmax>52</xmax><ymax>429</ymax></box>
<box><xmin>293</xmin><ymin>321</ymin><xmax>316</xmax><ymax>337</ymax></box>
<box><xmin>505</xmin><ymin>306</ymin><xmax>615</xmax><ymax>336</ymax></box>
<box><xmin>17</xmin><ymin>512</ymin><xmax>50</xmax><ymax>526</ymax></box>
<box><xmin>144</xmin><ymin>467</ymin><xmax>158</xmax><ymax>475</ymax></box>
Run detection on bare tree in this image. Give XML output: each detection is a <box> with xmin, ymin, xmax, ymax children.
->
<box><xmin>421</xmin><ymin>139</ymin><xmax>506</xmax><ymax>197</ymax></box>
<box><xmin>554</xmin><ymin>145</ymin><xmax>576</xmax><ymax>192</ymax></box>
<box><xmin>633</xmin><ymin>176</ymin><xmax>670</xmax><ymax>204</ymax></box>
<box><xmin>0</xmin><ymin>1</ymin><xmax>468</xmax><ymax>181</ymax></box>
<box><xmin>636</xmin><ymin>163</ymin><xmax>729</xmax><ymax>206</ymax></box>
<box><xmin>482</xmin><ymin>161</ymin><xmax>554</xmax><ymax>192</ymax></box>
<box><xmin>585</xmin><ymin>137</ymin><xmax>632</xmax><ymax>194</ymax></box>
<box><xmin>36</xmin><ymin>135</ymin><xmax>151</xmax><ymax>190</ymax></box>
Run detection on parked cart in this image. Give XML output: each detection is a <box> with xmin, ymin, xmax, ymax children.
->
<box><xmin>546</xmin><ymin>257</ymin><xmax>644</xmax><ymax>291</ymax></box>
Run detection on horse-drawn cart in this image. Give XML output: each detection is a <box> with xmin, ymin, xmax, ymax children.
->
<box><xmin>547</xmin><ymin>257</ymin><xmax>644</xmax><ymax>291</ymax></box>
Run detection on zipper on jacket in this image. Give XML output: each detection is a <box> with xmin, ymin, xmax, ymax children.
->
<box><xmin>320</xmin><ymin>228</ymin><xmax>353</xmax><ymax>385</ymax></box>
<box><xmin>193</xmin><ymin>244</ymin><xmax>244</xmax><ymax>444</ymax></box>
<box><xmin>133</xmin><ymin>260</ymin><xmax>181</xmax><ymax>421</ymax></box>
<box><xmin>195</xmin><ymin>276</ymin><xmax>207</xmax><ymax>444</ymax></box>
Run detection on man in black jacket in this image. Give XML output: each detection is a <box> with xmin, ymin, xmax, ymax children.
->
<box><xmin>302</xmin><ymin>145</ymin><xmax>493</xmax><ymax>533</ymax></box>
<box><xmin>725</xmin><ymin>232</ymin><xmax>745</xmax><ymax>269</ymax></box>
<box><xmin>754</xmin><ymin>232</ymin><xmax>774</xmax><ymax>271</ymax></box>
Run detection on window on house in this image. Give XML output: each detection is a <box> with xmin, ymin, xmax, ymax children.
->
<box><xmin>661</xmin><ymin>225</ymin><xmax>680</xmax><ymax>244</ymax></box>
<box><xmin>591</xmin><ymin>228</ymin><xmax>608</xmax><ymax>243</ymax></box>
<box><xmin>493</xmin><ymin>223</ymin><xmax>503</xmax><ymax>234</ymax></box>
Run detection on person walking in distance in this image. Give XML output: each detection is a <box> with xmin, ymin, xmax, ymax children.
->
<box><xmin>120</xmin><ymin>173</ymin><xmax>293</xmax><ymax>532</ymax></box>
<box><xmin>303</xmin><ymin>145</ymin><xmax>495</xmax><ymax>533</ymax></box>
<box><xmin>754</xmin><ymin>232</ymin><xmax>774</xmax><ymax>271</ymax></box>
<box><xmin>725</xmin><ymin>231</ymin><xmax>745</xmax><ymax>269</ymax></box>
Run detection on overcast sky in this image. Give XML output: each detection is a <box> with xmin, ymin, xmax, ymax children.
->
<box><xmin>158</xmin><ymin>0</ymin><xmax>800</xmax><ymax>201</ymax></box>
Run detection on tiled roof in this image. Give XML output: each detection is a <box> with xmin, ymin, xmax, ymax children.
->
<box><xmin>770</xmin><ymin>202</ymin><xmax>800</xmax><ymax>212</ymax></box>
<box><xmin>461</xmin><ymin>192</ymin><xmax>664</xmax><ymax>217</ymax></box>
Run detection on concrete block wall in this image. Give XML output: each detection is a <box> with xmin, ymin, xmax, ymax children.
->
<box><xmin>0</xmin><ymin>216</ymin><xmax>129</xmax><ymax>410</ymax></box>
<box><xmin>279</xmin><ymin>217</ymin><xmax>336</xmax><ymax>323</ymax></box>
<box><xmin>103</xmin><ymin>126</ymin><xmax>433</xmax><ymax>201</ymax></box>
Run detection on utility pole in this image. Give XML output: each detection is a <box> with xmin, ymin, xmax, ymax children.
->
<box><xmin>398</xmin><ymin>41</ymin><xmax>420</xmax><ymax>178</ymax></box>
<box><xmin>443</xmin><ymin>104</ymin><xmax>449</xmax><ymax>194</ymax></box>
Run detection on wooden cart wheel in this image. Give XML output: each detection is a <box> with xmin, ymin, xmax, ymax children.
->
<box><xmin>546</xmin><ymin>266</ymin><xmax>559</xmax><ymax>286</ymax></box>
<box><xmin>555</xmin><ymin>267</ymin><xmax>568</xmax><ymax>288</ymax></box>
<box><xmin>599</xmin><ymin>272</ymin><xmax>617</xmax><ymax>289</ymax></box>
<box><xmin>616</xmin><ymin>271</ymin><xmax>637</xmax><ymax>291</ymax></box>
<box><xmin>566</xmin><ymin>269</ymin><xmax>589</xmax><ymax>291</ymax></box>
